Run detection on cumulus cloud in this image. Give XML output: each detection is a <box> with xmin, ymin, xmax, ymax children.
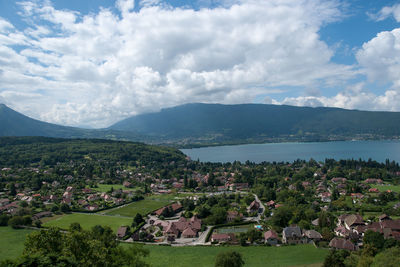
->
<box><xmin>368</xmin><ymin>3</ymin><xmax>400</xmax><ymax>22</ymax></box>
<box><xmin>356</xmin><ymin>28</ymin><xmax>400</xmax><ymax>88</ymax></box>
<box><xmin>1</xmin><ymin>0</ymin><xmax>357</xmax><ymax>127</ymax></box>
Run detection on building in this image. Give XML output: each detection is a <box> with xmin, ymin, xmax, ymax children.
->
<box><xmin>329</xmin><ymin>237</ymin><xmax>355</xmax><ymax>251</ymax></box>
<box><xmin>282</xmin><ymin>226</ymin><xmax>303</xmax><ymax>244</ymax></box>
<box><xmin>264</xmin><ymin>230</ymin><xmax>280</xmax><ymax>245</ymax></box>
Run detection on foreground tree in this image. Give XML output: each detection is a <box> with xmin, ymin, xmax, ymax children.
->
<box><xmin>215</xmin><ymin>251</ymin><xmax>244</xmax><ymax>267</ymax></box>
<box><xmin>0</xmin><ymin>224</ymin><xmax>149</xmax><ymax>267</ymax></box>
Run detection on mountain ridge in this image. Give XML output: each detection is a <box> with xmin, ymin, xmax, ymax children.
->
<box><xmin>109</xmin><ymin>103</ymin><xmax>400</xmax><ymax>145</ymax></box>
<box><xmin>2</xmin><ymin>103</ymin><xmax>400</xmax><ymax>146</ymax></box>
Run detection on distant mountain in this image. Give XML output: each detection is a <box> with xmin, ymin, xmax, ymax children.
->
<box><xmin>0</xmin><ymin>104</ymin><xmax>142</xmax><ymax>141</ymax></box>
<box><xmin>109</xmin><ymin>103</ymin><xmax>400</xmax><ymax>145</ymax></box>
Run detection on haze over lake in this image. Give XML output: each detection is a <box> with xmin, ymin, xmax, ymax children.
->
<box><xmin>181</xmin><ymin>140</ymin><xmax>400</xmax><ymax>163</ymax></box>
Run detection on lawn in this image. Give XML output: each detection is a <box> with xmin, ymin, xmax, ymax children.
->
<box><xmin>0</xmin><ymin>227</ymin><xmax>34</xmax><ymax>261</ymax></box>
<box><xmin>91</xmin><ymin>184</ymin><xmax>137</xmax><ymax>192</ymax></box>
<box><xmin>132</xmin><ymin>244</ymin><xmax>328</xmax><ymax>267</ymax></box>
<box><xmin>43</xmin><ymin>213</ymin><xmax>132</xmax><ymax>232</ymax></box>
<box><xmin>105</xmin><ymin>194</ymin><xmax>180</xmax><ymax>217</ymax></box>
<box><xmin>372</xmin><ymin>184</ymin><xmax>400</xmax><ymax>193</ymax></box>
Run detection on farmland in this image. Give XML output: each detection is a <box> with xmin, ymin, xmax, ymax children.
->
<box><xmin>137</xmin><ymin>244</ymin><xmax>329</xmax><ymax>267</ymax></box>
<box><xmin>91</xmin><ymin>184</ymin><xmax>137</xmax><ymax>193</ymax></box>
<box><xmin>0</xmin><ymin>227</ymin><xmax>33</xmax><ymax>261</ymax></box>
<box><xmin>104</xmin><ymin>194</ymin><xmax>183</xmax><ymax>217</ymax></box>
<box><xmin>43</xmin><ymin>213</ymin><xmax>132</xmax><ymax>232</ymax></box>
<box><xmin>372</xmin><ymin>184</ymin><xmax>400</xmax><ymax>193</ymax></box>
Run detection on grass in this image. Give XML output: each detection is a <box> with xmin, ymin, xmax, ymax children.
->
<box><xmin>91</xmin><ymin>184</ymin><xmax>137</xmax><ymax>192</ymax></box>
<box><xmin>372</xmin><ymin>184</ymin><xmax>400</xmax><ymax>193</ymax></box>
<box><xmin>43</xmin><ymin>213</ymin><xmax>132</xmax><ymax>232</ymax></box>
<box><xmin>0</xmin><ymin>227</ymin><xmax>34</xmax><ymax>261</ymax></box>
<box><xmin>131</xmin><ymin>244</ymin><xmax>329</xmax><ymax>267</ymax></box>
<box><xmin>104</xmin><ymin>194</ymin><xmax>181</xmax><ymax>217</ymax></box>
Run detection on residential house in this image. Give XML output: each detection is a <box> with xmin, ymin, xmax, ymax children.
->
<box><xmin>117</xmin><ymin>226</ymin><xmax>128</xmax><ymax>239</ymax></box>
<box><xmin>343</xmin><ymin>214</ymin><xmax>365</xmax><ymax>230</ymax></box>
<box><xmin>282</xmin><ymin>226</ymin><xmax>303</xmax><ymax>244</ymax></box>
<box><xmin>211</xmin><ymin>233</ymin><xmax>233</xmax><ymax>243</ymax></box>
<box><xmin>329</xmin><ymin>237</ymin><xmax>355</xmax><ymax>251</ymax></box>
<box><xmin>303</xmin><ymin>230</ymin><xmax>322</xmax><ymax>243</ymax></box>
<box><xmin>369</xmin><ymin>188</ymin><xmax>379</xmax><ymax>193</ymax></box>
<box><xmin>32</xmin><ymin>211</ymin><xmax>52</xmax><ymax>221</ymax></box>
<box><xmin>264</xmin><ymin>230</ymin><xmax>280</xmax><ymax>245</ymax></box>
<box><xmin>182</xmin><ymin>227</ymin><xmax>197</xmax><ymax>238</ymax></box>
<box><xmin>248</xmin><ymin>200</ymin><xmax>260</xmax><ymax>213</ymax></box>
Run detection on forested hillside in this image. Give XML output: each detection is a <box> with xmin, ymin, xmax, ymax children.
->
<box><xmin>110</xmin><ymin>103</ymin><xmax>400</xmax><ymax>145</ymax></box>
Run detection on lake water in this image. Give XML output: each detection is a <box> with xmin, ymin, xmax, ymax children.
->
<box><xmin>180</xmin><ymin>140</ymin><xmax>400</xmax><ymax>163</ymax></box>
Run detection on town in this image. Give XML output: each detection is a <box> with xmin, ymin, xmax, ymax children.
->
<box><xmin>1</xmin><ymin>138</ymin><xmax>400</xmax><ymax>266</ymax></box>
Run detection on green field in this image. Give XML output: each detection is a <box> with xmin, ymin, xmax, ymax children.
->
<box><xmin>0</xmin><ymin>227</ymin><xmax>34</xmax><ymax>261</ymax></box>
<box><xmin>105</xmin><ymin>194</ymin><xmax>181</xmax><ymax>217</ymax></box>
<box><xmin>91</xmin><ymin>184</ymin><xmax>137</xmax><ymax>192</ymax></box>
<box><xmin>43</xmin><ymin>213</ymin><xmax>132</xmax><ymax>232</ymax></box>
<box><xmin>133</xmin><ymin>244</ymin><xmax>328</xmax><ymax>267</ymax></box>
<box><xmin>372</xmin><ymin>184</ymin><xmax>400</xmax><ymax>193</ymax></box>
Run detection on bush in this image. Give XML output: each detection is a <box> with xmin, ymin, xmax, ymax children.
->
<box><xmin>8</xmin><ymin>216</ymin><xmax>25</xmax><ymax>229</ymax></box>
<box><xmin>0</xmin><ymin>214</ymin><xmax>9</xmax><ymax>226</ymax></box>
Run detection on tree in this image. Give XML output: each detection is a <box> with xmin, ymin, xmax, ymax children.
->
<box><xmin>0</xmin><ymin>215</ymin><xmax>9</xmax><ymax>226</ymax></box>
<box><xmin>2</xmin><ymin>225</ymin><xmax>150</xmax><ymax>267</ymax></box>
<box><xmin>60</xmin><ymin>203</ymin><xmax>71</xmax><ymax>213</ymax></box>
<box><xmin>371</xmin><ymin>247</ymin><xmax>400</xmax><ymax>267</ymax></box>
<box><xmin>9</xmin><ymin>183</ymin><xmax>16</xmax><ymax>197</ymax></box>
<box><xmin>215</xmin><ymin>251</ymin><xmax>244</xmax><ymax>267</ymax></box>
<box><xmin>133</xmin><ymin>213</ymin><xmax>144</xmax><ymax>227</ymax></box>
<box><xmin>364</xmin><ymin>230</ymin><xmax>385</xmax><ymax>250</ymax></box>
<box><xmin>8</xmin><ymin>216</ymin><xmax>25</xmax><ymax>229</ymax></box>
<box><xmin>323</xmin><ymin>249</ymin><xmax>350</xmax><ymax>267</ymax></box>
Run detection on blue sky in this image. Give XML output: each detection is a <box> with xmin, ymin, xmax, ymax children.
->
<box><xmin>0</xmin><ymin>0</ymin><xmax>400</xmax><ymax>128</ymax></box>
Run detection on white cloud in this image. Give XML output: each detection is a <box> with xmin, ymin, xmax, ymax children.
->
<box><xmin>1</xmin><ymin>0</ymin><xmax>357</xmax><ymax>127</ymax></box>
<box><xmin>356</xmin><ymin>28</ymin><xmax>400</xmax><ymax>88</ymax></box>
<box><xmin>368</xmin><ymin>3</ymin><xmax>400</xmax><ymax>22</ymax></box>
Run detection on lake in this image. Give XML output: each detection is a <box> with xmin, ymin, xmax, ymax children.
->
<box><xmin>180</xmin><ymin>140</ymin><xmax>400</xmax><ymax>163</ymax></box>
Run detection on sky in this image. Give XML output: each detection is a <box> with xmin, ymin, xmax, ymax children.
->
<box><xmin>0</xmin><ymin>0</ymin><xmax>400</xmax><ymax>128</ymax></box>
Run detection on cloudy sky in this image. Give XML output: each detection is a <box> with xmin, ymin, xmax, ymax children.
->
<box><xmin>0</xmin><ymin>0</ymin><xmax>400</xmax><ymax>128</ymax></box>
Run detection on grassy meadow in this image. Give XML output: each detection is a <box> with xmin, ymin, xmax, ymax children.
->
<box><xmin>0</xmin><ymin>227</ymin><xmax>34</xmax><ymax>261</ymax></box>
<box><xmin>372</xmin><ymin>184</ymin><xmax>400</xmax><ymax>193</ymax></box>
<box><xmin>43</xmin><ymin>213</ymin><xmax>132</xmax><ymax>232</ymax></box>
<box><xmin>105</xmin><ymin>194</ymin><xmax>182</xmax><ymax>217</ymax></box>
<box><xmin>91</xmin><ymin>184</ymin><xmax>137</xmax><ymax>193</ymax></box>
<box><xmin>135</xmin><ymin>244</ymin><xmax>328</xmax><ymax>267</ymax></box>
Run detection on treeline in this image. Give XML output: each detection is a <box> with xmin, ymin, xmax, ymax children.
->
<box><xmin>0</xmin><ymin>137</ymin><xmax>186</xmax><ymax>167</ymax></box>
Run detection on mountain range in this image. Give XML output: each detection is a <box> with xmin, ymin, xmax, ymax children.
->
<box><xmin>2</xmin><ymin>103</ymin><xmax>400</xmax><ymax>146</ymax></box>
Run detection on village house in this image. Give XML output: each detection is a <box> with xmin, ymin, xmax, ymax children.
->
<box><xmin>117</xmin><ymin>226</ymin><xmax>129</xmax><ymax>239</ymax></box>
<box><xmin>282</xmin><ymin>226</ymin><xmax>303</xmax><ymax>244</ymax></box>
<box><xmin>303</xmin><ymin>230</ymin><xmax>322</xmax><ymax>243</ymax></box>
<box><xmin>264</xmin><ymin>230</ymin><xmax>280</xmax><ymax>245</ymax></box>
<box><xmin>32</xmin><ymin>211</ymin><xmax>52</xmax><ymax>221</ymax></box>
<box><xmin>154</xmin><ymin>203</ymin><xmax>183</xmax><ymax>217</ymax></box>
<box><xmin>364</xmin><ymin>178</ymin><xmax>383</xmax><ymax>184</ymax></box>
<box><xmin>369</xmin><ymin>188</ymin><xmax>379</xmax><ymax>193</ymax></box>
<box><xmin>211</xmin><ymin>233</ymin><xmax>235</xmax><ymax>243</ymax></box>
<box><xmin>344</xmin><ymin>214</ymin><xmax>365</xmax><ymax>230</ymax></box>
<box><xmin>248</xmin><ymin>200</ymin><xmax>260</xmax><ymax>213</ymax></box>
<box><xmin>329</xmin><ymin>237</ymin><xmax>355</xmax><ymax>251</ymax></box>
